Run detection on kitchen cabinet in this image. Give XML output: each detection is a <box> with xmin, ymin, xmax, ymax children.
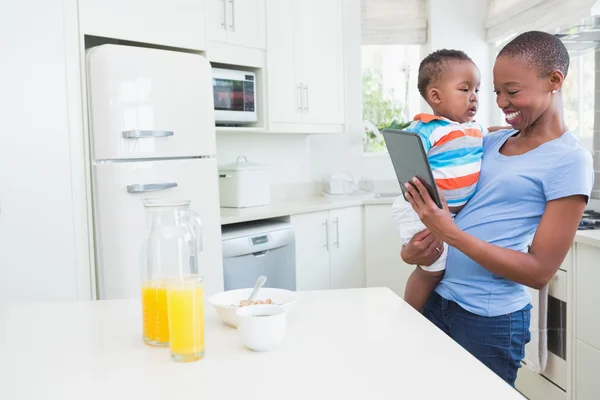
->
<box><xmin>575</xmin><ymin>340</ymin><xmax>600</xmax><ymax>399</ymax></box>
<box><xmin>291</xmin><ymin>207</ymin><xmax>364</xmax><ymax>291</ymax></box>
<box><xmin>0</xmin><ymin>0</ymin><xmax>86</xmax><ymax>302</ymax></box>
<box><xmin>364</xmin><ymin>204</ymin><xmax>412</xmax><ymax>298</ymax></box>
<box><xmin>266</xmin><ymin>0</ymin><xmax>345</xmax><ymax>133</ymax></box>
<box><xmin>79</xmin><ymin>0</ymin><xmax>207</xmax><ymax>51</ymax></box>
<box><xmin>208</xmin><ymin>0</ymin><xmax>266</xmax><ymax>49</ymax></box>
<box><xmin>575</xmin><ymin>243</ymin><xmax>600</xmax><ymax>350</ymax></box>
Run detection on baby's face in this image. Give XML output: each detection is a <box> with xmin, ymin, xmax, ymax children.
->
<box><xmin>431</xmin><ymin>61</ymin><xmax>481</xmax><ymax>123</ymax></box>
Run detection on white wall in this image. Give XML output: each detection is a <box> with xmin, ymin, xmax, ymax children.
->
<box><xmin>425</xmin><ymin>0</ymin><xmax>493</xmax><ymax>128</ymax></box>
<box><xmin>216</xmin><ymin>133</ymin><xmax>312</xmax><ymax>184</ymax></box>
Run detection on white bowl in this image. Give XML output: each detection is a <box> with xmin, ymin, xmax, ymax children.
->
<box><xmin>236</xmin><ymin>304</ymin><xmax>286</xmax><ymax>352</ymax></box>
<box><xmin>208</xmin><ymin>288</ymin><xmax>298</xmax><ymax>328</ymax></box>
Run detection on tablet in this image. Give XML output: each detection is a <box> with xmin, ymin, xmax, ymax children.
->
<box><xmin>382</xmin><ymin>128</ymin><xmax>443</xmax><ymax>209</ymax></box>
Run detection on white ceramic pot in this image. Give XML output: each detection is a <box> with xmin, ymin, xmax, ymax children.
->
<box><xmin>218</xmin><ymin>156</ymin><xmax>271</xmax><ymax>208</ymax></box>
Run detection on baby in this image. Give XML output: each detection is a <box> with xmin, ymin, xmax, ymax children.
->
<box><xmin>392</xmin><ymin>49</ymin><xmax>485</xmax><ymax>311</ymax></box>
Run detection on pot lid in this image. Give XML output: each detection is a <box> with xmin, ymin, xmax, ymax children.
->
<box><xmin>219</xmin><ymin>156</ymin><xmax>269</xmax><ymax>171</ymax></box>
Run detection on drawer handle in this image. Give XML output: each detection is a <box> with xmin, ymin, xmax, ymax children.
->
<box><xmin>122</xmin><ymin>130</ymin><xmax>174</xmax><ymax>139</ymax></box>
<box><xmin>126</xmin><ymin>183</ymin><xmax>178</xmax><ymax>193</ymax></box>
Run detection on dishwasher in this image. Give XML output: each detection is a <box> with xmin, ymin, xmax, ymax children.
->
<box><xmin>221</xmin><ymin>220</ymin><xmax>296</xmax><ymax>291</ymax></box>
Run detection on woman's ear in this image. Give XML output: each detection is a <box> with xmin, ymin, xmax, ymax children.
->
<box><xmin>428</xmin><ymin>87</ymin><xmax>442</xmax><ymax>104</ymax></box>
<box><xmin>549</xmin><ymin>70</ymin><xmax>565</xmax><ymax>92</ymax></box>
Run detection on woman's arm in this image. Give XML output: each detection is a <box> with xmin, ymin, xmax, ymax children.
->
<box><xmin>404</xmin><ymin>178</ymin><xmax>586</xmax><ymax>289</ymax></box>
<box><xmin>399</xmin><ymin>229</ymin><xmax>444</xmax><ymax>266</ymax></box>
<box><xmin>446</xmin><ymin>196</ymin><xmax>585</xmax><ymax>289</ymax></box>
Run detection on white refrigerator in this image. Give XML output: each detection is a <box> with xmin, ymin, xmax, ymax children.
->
<box><xmin>86</xmin><ymin>44</ymin><xmax>224</xmax><ymax>300</ymax></box>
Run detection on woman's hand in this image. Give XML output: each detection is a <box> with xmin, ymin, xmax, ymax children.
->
<box><xmin>400</xmin><ymin>229</ymin><xmax>444</xmax><ymax>266</ymax></box>
<box><xmin>404</xmin><ymin>177</ymin><xmax>459</xmax><ymax>242</ymax></box>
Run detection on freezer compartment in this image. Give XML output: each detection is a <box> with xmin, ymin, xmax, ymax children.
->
<box><xmin>93</xmin><ymin>158</ymin><xmax>224</xmax><ymax>299</ymax></box>
<box><xmin>86</xmin><ymin>44</ymin><xmax>216</xmax><ymax>160</ymax></box>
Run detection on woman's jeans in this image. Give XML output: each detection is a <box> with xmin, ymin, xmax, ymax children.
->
<box><xmin>422</xmin><ymin>291</ymin><xmax>532</xmax><ymax>386</ymax></box>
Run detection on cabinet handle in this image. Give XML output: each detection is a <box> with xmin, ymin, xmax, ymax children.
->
<box><xmin>229</xmin><ymin>0</ymin><xmax>235</xmax><ymax>31</ymax></box>
<box><xmin>303</xmin><ymin>84</ymin><xmax>309</xmax><ymax>112</ymax></box>
<box><xmin>334</xmin><ymin>217</ymin><xmax>340</xmax><ymax>248</ymax></box>
<box><xmin>126</xmin><ymin>182</ymin><xmax>178</xmax><ymax>193</ymax></box>
<box><xmin>297</xmin><ymin>83</ymin><xmax>303</xmax><ymax>112</ymax></box>
<box><xmin>221</xmin><ymin>0</ymin><xmax>227</xmax><ymax>29</ymax></box>
<box><xmin>323</xmin><ymin>219</ymin><xmax>329</xmax><ymax>250</ymax></box>
<box><xmin>122</xmin><ymin>130</ymin><xmax>174</xmax><ymax>139</ymax></box>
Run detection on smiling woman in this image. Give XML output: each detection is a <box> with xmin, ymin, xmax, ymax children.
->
<box><xmin>401</xmin><ymin>30</ymin><xmax>594</xmax><ymax>387</ymax></box>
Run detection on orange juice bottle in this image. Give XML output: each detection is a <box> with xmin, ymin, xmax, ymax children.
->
<box><xmin>141</xmin><ymin>280</ymin><xmax>169</xmax><ymax>346</ymax></box>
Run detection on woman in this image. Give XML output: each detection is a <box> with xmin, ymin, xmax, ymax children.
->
<box><xmin>401</xmin><ymin>31</ymin><xmax>594</xmax><ymax>386</ymax></box>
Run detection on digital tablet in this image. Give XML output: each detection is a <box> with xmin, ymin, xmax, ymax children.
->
<box><xmin>382</xmin><ymin>128</ymin><xmax>443</xmax><ymax>209</ymax></box>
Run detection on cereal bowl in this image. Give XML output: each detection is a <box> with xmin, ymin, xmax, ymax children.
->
<box><xmin>208</xmin><ymin>288</ymin><xmax>298</xmax><ymax>328</ymax></box>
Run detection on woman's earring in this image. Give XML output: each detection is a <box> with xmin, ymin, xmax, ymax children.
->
<box><xmin>552</xmin><ymin>89</ymin><xmax>557</xmax><ymax>94</ymax></box>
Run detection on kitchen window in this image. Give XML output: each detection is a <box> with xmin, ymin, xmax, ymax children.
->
<box><xmin>361</xmin><ymin>44</ymin><xmax>421</xmax><ymax>153</ymax></box>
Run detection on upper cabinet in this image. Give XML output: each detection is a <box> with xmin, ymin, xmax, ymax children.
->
<box><xmin>208</xmin><ymin>0</ymin><xmax>266</xmax><ymax>49</ymax></box>
<box><xmin>78</xmin><ymin>0</ymin><xmax>207</xmax><ymax>51</ymax></box>
<box><xmin>266</xmin><ymin>0</ymin><xmax>345</xmax><ymax>134</ymax></box>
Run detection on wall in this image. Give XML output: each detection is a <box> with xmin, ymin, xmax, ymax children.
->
<box><xmin>425</xmin><ymin>0</ymin><xmax>494</xmax><ymax>128</ymax></box>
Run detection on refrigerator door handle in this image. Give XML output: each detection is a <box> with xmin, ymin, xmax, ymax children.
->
<box><xmin>122</xmin><ymin>130</ymin><xmax>174</xmax><ymax>139</ymax></box>
<box><xmin>126</xmin><ymin>183</ymin><xmax>178</xmax><ymax>193</ymax></box>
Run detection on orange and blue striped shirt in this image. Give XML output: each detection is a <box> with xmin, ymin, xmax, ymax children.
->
<box><xmin>406</xmin><ymin>113</ymin><xmax>484</xmax><ymax>207</ymax></box>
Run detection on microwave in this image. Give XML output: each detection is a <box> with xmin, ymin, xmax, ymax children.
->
<box><xmin>212</xmin><ymin>67</ymin><xmax>257</xmax><ymax>125</ymax></box>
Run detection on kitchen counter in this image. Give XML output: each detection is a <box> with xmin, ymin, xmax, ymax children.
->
<box><xmin>220</xmin><ymin>195</ymin><xmax>396</xmax><ymax>225</ymax></box>
<box><xmin>220</xmin><ymin>196</ymin><xmax>600</xmax><ymax>250</ymax></box>
<box><xmin>0</xmin><ymin>288</ymin><xmax>522</xmax><ymax>400</ymax></box>
<box><xmin>574</xmin><ymin>229</ymin><xmax>600</xmax><ymax>248</ymax></box>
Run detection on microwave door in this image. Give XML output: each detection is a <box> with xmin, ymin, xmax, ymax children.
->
<box><xmin>213</xmin><ymin>79</ymin><xmax>244</xmax><ymax>111</ymax></box>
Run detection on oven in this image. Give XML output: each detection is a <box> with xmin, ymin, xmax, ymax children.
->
<box><xmin>212</xmin><ymin>67</ymin><xmax>257</xmax><ymax>125</ymax></box>
<box><xmin>517</xmin><ymin>257</ymin><xmax>569</xmax><ymax>399</ymax></box>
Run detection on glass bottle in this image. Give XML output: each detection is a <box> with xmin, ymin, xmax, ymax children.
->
<box><xmin>139</xmin><ymin>199</ymin><xmax>202</xmax><ymax>347</ymax></box>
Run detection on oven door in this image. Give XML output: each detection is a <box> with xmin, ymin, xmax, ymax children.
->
<box><xmin>543</xmin><ymin>269</ymin><xmax>568</xmax><ymax>389</ymax></box>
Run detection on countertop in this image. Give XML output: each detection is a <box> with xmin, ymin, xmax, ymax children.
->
<box><xmin>220</xmin><ymin>196</ymin><xmax>600</xmax><ymax>248</ymax></box>
<box><xmin>220</xmin><ymin>195</ymin><xmax>395</xmax><ymax>225</ymax></box>
<box><xmin>0</xmin><ymin>288</ymin><xmax>523</xmax><ymax>400</ymax></box>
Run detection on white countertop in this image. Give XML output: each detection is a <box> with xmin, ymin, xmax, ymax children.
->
<box><xmin>0</xmin><ymin>288</ymin><xmax>523</xmax><ymax>400</ymax></box>
<box><xmin>574</xmin><ymin>228</ymin><xmax>600</xmax><ymax>247</ymax></box>
<box><xmin>220</xmin><ymin>195</ymin><xmax>600</xmax><ymax>249</ymax></box>
<box><xmin>220</xmin><ymin>195</ymin><xmax>395</xmax><ymax>225</ymax></box>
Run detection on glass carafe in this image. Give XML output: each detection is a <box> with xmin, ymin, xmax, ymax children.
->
<box><xmin>139</xmin><ymin>199</ymin><xmax>202</xmax><ymax>347</ymax></box>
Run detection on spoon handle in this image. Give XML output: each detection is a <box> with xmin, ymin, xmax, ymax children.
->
<box><xmin>248</xmin><ymin>275</ymin><xmax>267</xmax><ymax>303</ymax></box>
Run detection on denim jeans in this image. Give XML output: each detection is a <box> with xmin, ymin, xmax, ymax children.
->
<box><xmin>422</xmin><ymin>291</ymin><xmax>532</xmax><ymax>386</ymax></box>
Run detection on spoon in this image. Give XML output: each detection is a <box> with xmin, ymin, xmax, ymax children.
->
<box><xmin>247</xmin><ymin>275</ymin><xmax>267</xmax><ymax>303</ymax></box>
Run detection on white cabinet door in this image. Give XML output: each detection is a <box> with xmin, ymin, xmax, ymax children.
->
<box><xmin>87</xmin><ymin>45</ymin><xmax>216</xmax><ymax>160</ymax></box>
<box><xmin>291</xmin><ymin>211</ymin><xmax>330</xmax><ymax>290</ymax></box>
<box><xmin>364</xmin><ymin>205</ymin><xmax>411</xmax><ymax>298</ymax></box>
<box><xmin>329</xmin><ymin>207</ymin><xmax>365</xmax><ymax>289</ymax></box>
<box><xmin>0</xmin><ymin>0</ymin><xmax>80</xmax><ymax>302</ymax></box>
<box><xmin>208</xmin><ymin>0</ymin><xmax>228</xmax><ymax>44</ymax></box>
<box><xmin>79</xmin><ymin>0</ymin><xmax>206</xmax><ymax>51</ymax></box>
<box><xmin>94</xmin><ymin>158</ymin><xmax>224</xmax><ymax>300</ymax></box>
<box><xmin>576</xmin><ymin>244</ymin><xmax>600</xmax><ymax>350</ymax></box>
<box><xmin>295</xmin><ymin>0</ymin><xmax>345</xmax><ymax>124</ymax></box>
<box><xmin>266</xmin><ymin>0</ymin><xmax>302</xmax><ymax>125</ymax></box>
<box><xmin>576</xmin><ymin>340</ymin><xmax>600</xmax><ymax>399</ymax></box>
<box><xmin>227</xmin><ymin>0</ymin><xmax>266</xmax><ymax>49</ymax></box>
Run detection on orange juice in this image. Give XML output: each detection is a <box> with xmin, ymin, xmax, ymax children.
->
<box><xmin>166</xmin><ymin>277</ymin><xmax>204</xmax><ymax>362</ymax></box>
<box><xmin>141</xmin><ymin>280</ymin><xmax>169</xmax><ymax>346</ymax></box>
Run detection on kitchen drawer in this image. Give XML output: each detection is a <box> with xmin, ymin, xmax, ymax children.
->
<box><xmin>87</xmin><ymin>45</ymin><xmax>216</xmax><ymax>160</ymax></box>
<box><xmin>575</xmin><ymin>244</ymin><xmax>600</xmax><ymax>349</ymax></box>
<box><xmin>575</xmin><ymin>340</ymin><xmax>600</xmax><ymax>399</ymax></box>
